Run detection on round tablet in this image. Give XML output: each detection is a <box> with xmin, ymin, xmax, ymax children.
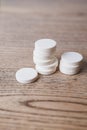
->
<box><xmin>59</xmin><ymin>65</ymin><xmax>80</xmax><ymax>75</ymax></box>
<box><xmin>33</xmin><ymin>54</ymin><xmax>54</xmax><ymax>61</ymax></box>
<box><xmin>33</xmin><ymin>48</ymin><xmax>56</xmax><ymax>56</ymax></box>
<box><xmin>61</xmin><ymin>52</ymin><xmax>83</xmax><ymax>66</ymax></box>
<box><xmin>33</xmin><ymin>56</ymin><xmax>56</xmax><ymax>66</ymax></box>
<box><xmin>35</xmin><ymin>39</ymin><xmax>56</xmax><ymax>51</ymax></box>
<box><xmin>60</xmin><ymin>60</ymin><xmax>80</xmax><ymax>68</ymax></box>
<box><xmin>16</xmin><ymin>68</ymin><xmax>38</xmax><ymax>84</ymax></box>
<box><xmin>60</xmin><ymin>63</ymin><xmax>81</xmax><ymax>72</ymax></box>
<box><xmin>60</xmin><ymin>59</ymin><xmax>82</xmax><ymax>68</ymax></box>
<box><xmin>36</xmin><ymin>66</ymin><xmax>57</xmax><ymax>75</ymax></box>
<box><xmin>35</xmin><ymin>57</ymin><xmax>58</xmax><ymax>70</ymax></box>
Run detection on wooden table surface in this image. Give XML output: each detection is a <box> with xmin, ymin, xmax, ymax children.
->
<box><xmin>0</xmin><ymin>0</ymin><xmax>87</xmax><ymax>130</ymax></box>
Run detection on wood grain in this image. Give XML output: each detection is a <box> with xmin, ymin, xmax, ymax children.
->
<box><xmin>0</xmin><ymin>0</ymin><xmax>87</xmax><ymax>130</ymax></box>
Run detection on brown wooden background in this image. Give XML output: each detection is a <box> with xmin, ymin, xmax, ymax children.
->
<box><xmin>0</xmin><ymin>0</ymin><xmax>87</xmax><ymax>130</ymax></box>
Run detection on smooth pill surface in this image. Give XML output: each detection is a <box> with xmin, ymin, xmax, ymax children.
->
<box><xmin>33</xmin><ymin>56</ymin><xmax>57</xmax><ymax>66</ymax></box>
<box><xmin>36</xmin><ymin>66</ymin><xmax>57</xmax><ymax>75</ymax></box>
<box><xmin>60</xmin><ymin>60</ymin><xmax>80</xmax><ymax>68</ymax></box>
<box><xmin>33</xmin><ymin>49</ymin><xmax>55</xmax><ymax>56</ymax></box>
<box><xmin>60</xmin><ymin>59</ymin><xmax>82</xmax><ymax>67</ymax></box>
<box><xmin>33</xmin><ymin>50</ymin><xmax>55</xmax><ymax>58</ymax></box>
<box><xmin>59</xmin><ymin>64</ymin><xmax>81</xmax><ymax>72</ymax></box>
<box><xmin>36</xmin><ymin>64</ymin><xmax>57</xmax><ymax>72</ymax></box>
<box><xmin>35</xmin><ymin>39</ymin><xmax>56</xmax><ymax>50</ymax></box>
<box><xmin>61</xmin><ymin>52</ymin><xmax>83</xmax><ymax>65</ymax></box>
<box><xmin>16</xmin><ymin>68</ymin><xmax>38</xmax><ymax>84</ymax></box>
<box><xmin>59</xmin><ymin>65</ymin><xmax>80</xmax><ymax>75</ymax></box>
<box><xmin>35</xmin><ymin>57</ymin><xmax>58</xmax><ymax>69</ymax></box>
<box><xmin>33</xmin><ymin>53</ymin><xmax>54</xmax><ymax>60</ymax></box>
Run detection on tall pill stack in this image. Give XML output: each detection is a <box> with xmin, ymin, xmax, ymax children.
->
<box><xmin>59</xmin><ymin>52</ymin><xmax>83</xmax><ymax>75</ymax></box>
<box><xmin>33</xmin><ymin>39</ymin><xmax>58</xmax><ymax>75</ymax></box>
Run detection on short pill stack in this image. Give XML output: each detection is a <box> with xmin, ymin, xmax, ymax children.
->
<box><xmin>59</xmin><ymin>52</ymin><xmax>83</xmax><ymax>75</ymax></box>
<box><xmin>33</xmin><ymin>39</ymin><xmax>58</xmax><ymax>75</ymax></box>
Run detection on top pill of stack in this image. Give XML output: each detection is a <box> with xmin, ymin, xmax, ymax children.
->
<box><xmin>61</xmin><ymin>52</ymin><xmax>83</xmax><ymax>66</ymax></box>
<box><xmin>35</xmin><ymin>39</ymin><xmax>56</xmax><ymax>53</ymax></box>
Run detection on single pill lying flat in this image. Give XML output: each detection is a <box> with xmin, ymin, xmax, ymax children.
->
<box><xmin>61</xmin><ymin>52</ymin><xmax>83</xmax><ymax>66</ymax></box>
<box><xmin>16</xmin><ymin>68</ymin><xmax>38</xmax><ymax>84</ymax></box>
<box><xmin>35</xmin><ymin>39</ymin><xmax>56</xmax><ymax>52</ymax></box>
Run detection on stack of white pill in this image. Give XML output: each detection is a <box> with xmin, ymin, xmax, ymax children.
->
<box><xmin>59</xmin><ymin>52</ymin><xmax>83</xmax><ymax>75</ymax></box>
<box><xmin>33</xmin><ymin>39</ymin><xmax>58</xmax><ymax>75</ymax></box>
<box><xmin>15</xmin><ymin>39</ymin><xmax>84</xmax><ymax>84</ymax></box>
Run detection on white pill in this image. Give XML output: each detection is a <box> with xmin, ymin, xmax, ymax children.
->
<box><xmin>35</xmin><ymin>58</ymin><xmax>58</xmax><ymax>70</ymax></box>
<box><xmin>59</xmin><ymin>65</ymin><xmax>80</xmax><ymax>75</ymax></box>
<box><xmin>33</xmin><ymin>48</ymin><xmax>56</xmax><ymax>56</ymax></box>
<box><xmin>36</xmin><ymin>66</ymin><xmax>57</xmax><ymax>75</ymax></box>
<box><xmin>36</xmin><ymin>64</ymin><xmax>57</xmax><ymax>72</ymax></box>
<box><xmin>33</xmin><ymin>56</ymin><xmax>57</xmax><ymax>66</ymax></box>
<box><xmin>60</xmin><ymin>60</ymin><xmax>80</xmax><ymax>69</ymax></box>
<box><xmin>16</xmin><ymin>68</ymin><xmax>38</xmax><ymax>84</ymax></box>
<box><xmin>33</xmin><ymin>49</ymin><xmax>55</xmax><ymax>58</ymax></box>
<box><xmin>60</xmin><ymin>59</ymin><xmax>82</xmax><ymax>68</ymax></box>
<box><xmin>60</xmin><ymin>63</ymin><xmax>81</xmax><ymax>72</ymax></box>
<box><xmin>33</xmin><ymin>54</ymin><xmax>54</xmax><ymax>61</ymax></box>
<box><xmin>61</xmin><ymin>52</ymin><xmax>83</xmax><ymax>66</ymax></box>
<box><xmin>35</xmin><ymin>39</ymin><xmax>56</xmax><ymax>52</ymax></box>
